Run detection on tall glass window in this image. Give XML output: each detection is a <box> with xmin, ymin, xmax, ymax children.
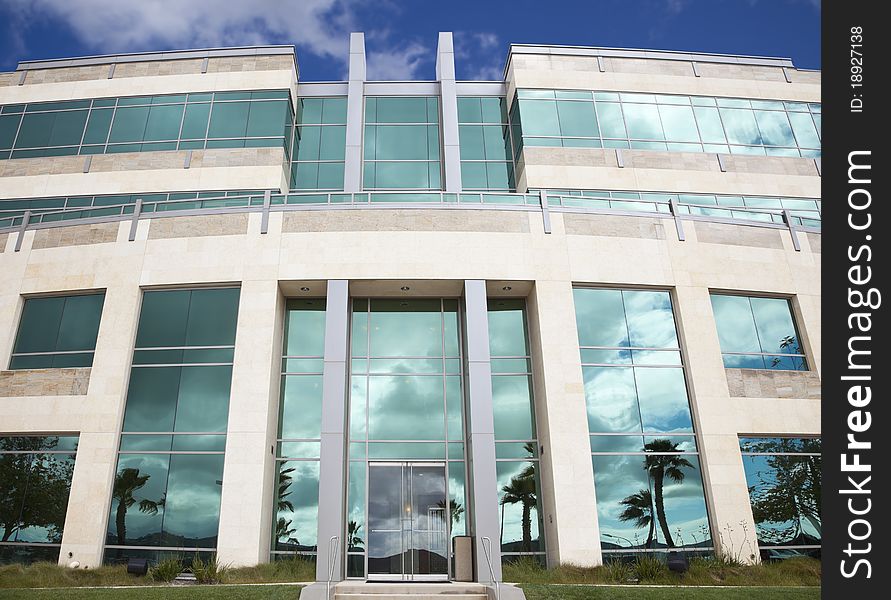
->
<box><xmin>710</xmin><ymin>294</ymin><xmax>807</xmax><ymax>370</ymax></box>
<box><xmin>739</xmin><ymin>437</ymin><xmax>821</xmax><ymax>559</ymax></box>
<box><xmin>272</xmin><ymin>298</ymin><xmax>326</xmax><ymax>562</ymax></box>
<box><xmin>488</xmin><ymin>299</ymin><xmax>545</xmax><ymax>564</ymax></box>
<box><xmin>346</xmin><ymin>299</ymin><xmax>466</xmax><ymax>577</ymax></box>
<box><xmin>9</xmin><ymin>293</ymin><xmax>105</xmax><ymax>369</ymax></box>
<box><xmin>0</xmin><ymin>436</ymin><xmax>78</xmax><ymax>565</ymax></box>
<box><xmin>363</xmin><ymin>97</ymin><xmax>441</xmax><ymax>190</ymax></box>
<box><xmin>510</xmin><ymin>90</ymin><xmax>821</xmax><ymax>158</ymax></box>
<box><xmin>290</xmin><ymin>98</ymin><xmax>347</xmax><ymax>190</ymax></box>
<box><xmin>573</xmin><ymin>288</ymin><xmax>712</xmax><ymax>559</ymax></box>
<box><xmin>458</xmin><ymin>97</ymin><xmax>515</xmax><ymax>191</ymax></box>
<box><xmin>0</xmin><ymin>91</ymin><xmax>293</xmax><ymax>160</ymax></box>
<box><xmin>104</xmin><ymin>288</ymin><xmax>240</xmax><ymax>564</ymax></box>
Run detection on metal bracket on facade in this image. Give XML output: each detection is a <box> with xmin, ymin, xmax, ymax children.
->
<box><xmin>260</xmin><ymin>190</ymin><xmax>271</xmax><ymax>234</ymax></box>
<box><xmin>597</xmin><ymin>56</ymin><xmax>605</xmax><ymax>72</ymax></box>
<box><xmin>183</xmin><ymin>150</ymin><xmax>192</xmax><ymax>169</ymax></box>
<box><xmin>14</xmin><ymin>211</ymin><xmax>31</xmax><ymax>252</ymax></box>
<box><xmin>17</xmin><ymin>71</ymin><xmax>26</xmax><ymax>85</ymax></box>
<box><xmin>691</xmin><ymin>61</ymin><xmax>700</xmax><ymax>77</ymax></box>
<box><xmin>783</xmin><ymin>210</ymin><xmax>801</xmax><ymax>251</ymax></box>
<box><xmin>201</xmin><ymin>57</ymin><xmax>209</xmax><ymax>73</ymax></box>
<box><xmin>82</xmin><ymin>156</ymin><xmax>92</xmax><ymax>173</ymax></box>
<box><xmin>107</xmin><ymin>63</ymin><xmax>116</xmax><ymax>79</ymax></box>
<box><xmin>669</xmin><ymin>198</ymin><xmax>686</xmax><ymax>241</ymax></box>
<box><xmin>615</xmin><ymin>148</ymin><xmax>625</xmax><ymax>168</ymax></box>
<box><xmin>814</xmin><ymin>158</ymin><xmax>821</xmax><ymax>176</ymax></box>
<box><xmin>716</xmin><ymin>153</ymin><xmax>727</xmax><ymax>172</ymax></box>
<box><xmin>539</xmin><ymin>189</ymin><xmax>552</xmax><ymax>234</ymax></box>
<box><xmin>128</xmin><ymin>199</ymin><xmax>142</xmax><ymax>242</ymax></box>
<box><xmin>782</xmin><ymin>67</ymin><xmax>792</xmax><ymax>83</ymax></box>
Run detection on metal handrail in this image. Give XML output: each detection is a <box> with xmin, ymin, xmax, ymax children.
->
<box><xmin>480</xmin><ymin>536</ymin><xmax>499</xmax><ymax>600</ymax></box>
<box><xmin>326</xmin><ymin>535</ymin><xmax>340</xmax><ymax>600</ymax></box>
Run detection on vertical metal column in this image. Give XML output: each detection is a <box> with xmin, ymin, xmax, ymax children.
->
<box><xmin>315</xmin><ymin>280</ymin><xmax>350</xmax><ymax>581</ymax></box>
<box><xmin>344</xmin><ymin>33</ymin><xmax>366</xmax><ymax>193</ymax></box>
<box><xmin>463</xmin><ymin>280</ymin><xmax>502</xmax><ymax>581</ymax></box>
<box><xmin>437</xmin><ymin>32</ymin><xmax>461</xmax><ymax>193</ymax></box>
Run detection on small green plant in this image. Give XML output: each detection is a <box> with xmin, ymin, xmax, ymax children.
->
<box><xmin>192</xmin><ymin>554</ymin><xmax>227</xmax><ymax>584</ymax></box>
<box><xmin>633</xmin><ymin>555</ymin><xmax>669</xmax><ymax>581</ymax></box>
<box><xmin>148</xmin><ymin>557</ymin><xmax>182</xmax><ymax>583</ymax></box>
<box><xmin>602</xmin><ymin>560</ymin><xmax>636</xmax><ymax>583</ymax></box>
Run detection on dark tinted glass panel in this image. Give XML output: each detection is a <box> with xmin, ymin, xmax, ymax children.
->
<box><xmin>174</xmin><ymin>366</ymin><xmax>232</xmax><ymax>432</ymax></box>
<box><xmin>161</xmin><ymin>454</ymin><xmax>224</xmax><ymax>547</ymax></box>
<box><xmin>82</xmin><ymin>109</ymin><xmax>114</xmax><ymax>144</ymax></box>
<box><xmin>136</xmin><ymin>290</ymin><xmax>190</xmax><ymax>348</ymax></box>
<box><xmin>48</xmin><ymin>111</ymin><xmax>89</xmax><ymax>147</ymax></box>
<box><xmin>121</xmin><ymin>367</ymin><xmax>180</xmax><ymax>432</ymax></box>
<box><xmin>107</xmin><ymin>454</ymin><xmax>169</xmax><ymax>546</ymax></box>
<box><xmin>180</xmin><ymin>103</ymin><xmax>211</xmax><ymax>139</ymax></box>
<box><xmin>185</xmin><ymin>288</ymin><xmax>240</xmax><ymax>346</ymax></box>
<box><xmin>207</xmin><ymin>102</ymin><xmax>249</xmax><ymax>138</ymax></box>
<box><xmin>143</xmin><ymin>105</ymin><xmax>184</xmax><ymax>142</ymax></box>
<box><xmin>0</xmin><ymin>114</ymin><xmax>21</xmax><ymax>150</ymax></box>
<box><xmin>55</xmin><ymin>293</ymin><xmax>105</xmax><ymax>351</ymax></box>
<box><xmin>108</xmin><ymin>107</ymin><xmax>149</xmax><ymax>143</ymax></box>
<box><xmin>15</xmin><ymin>113</ymin><xmax>55</xmax><ymax>148</ymax></box>
<box><xmin>246</xmin><ymin>101</ymin><xmax>288</xmax><ymax>137</ymax></box>
<box><xmin>13</xmin><ymin>296</ymin><xmax>65</xmax><ymax>353</ymax></box>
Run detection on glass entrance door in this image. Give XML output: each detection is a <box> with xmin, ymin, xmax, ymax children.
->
<box><xmin>367</xmin><ymin>462</ymin><xmax>448</xmax><ymax>580</ymax></box>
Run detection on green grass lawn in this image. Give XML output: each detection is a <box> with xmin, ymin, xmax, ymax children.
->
<box><xmin>0</xmin><ymin>584</ymin><xmax>302</xmax><ymax>600</ymax></box>
<box><xmin>520</xmin><ymin>585</ymin><xmax>820</xmax><ymax>600</ymax></box>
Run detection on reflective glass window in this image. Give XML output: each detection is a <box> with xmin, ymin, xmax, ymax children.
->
<box><xmin>740</xmin><ymin>437</ymin><xmax>821</xmax><ymax>559</ymax></box>
<box><xmin>10</xmin><ymin>293</ymin><xmax>105</xmax><ymax>369</ymax></box>
<box><xmin>710</xmin><ymin>294</ymin><xmax>807</xmax><ymax>370</ymax></box>
<box><xmin>573</xmin><ymin>287</ymin><xmax>711</xmax><ymax>556</ymax></box>
<box><xmin>107</xmin><ymin>287</ymin><xmax>239</xmax><ymax>557</ymax></box>
<box><xmin>0</xmin><ymin>436</ymin><xmax>78</xmax><ymax>564</ymax></box>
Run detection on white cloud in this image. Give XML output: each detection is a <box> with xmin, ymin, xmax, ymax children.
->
<box><xmin>366</xmin><ymin>41</ymin><xmax>429</xmax><ymax>80</ymax></box>
<box><xmin>3</xmin><ymin>0</ymin><xmax>356</xmax><ymax>58</ymax></box>
<box><xmin>454</xmin><ymin>31</ymin><xmax>504</xmax><ymax>81</ymax></box>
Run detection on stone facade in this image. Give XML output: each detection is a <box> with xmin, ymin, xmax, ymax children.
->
<box><xmin>693</xmin><ymin>221</ymin><xmax>785</xmax><ymax>249</ymax></box>
<box><xmin>282</xmin><ymin>209</ymin><xmax>532</xmax><ymax>233</ymax></box>
<box><xmin>0</xmin><ymin>368</ymin><xmax>91</xmax><ymax>397</ymax></box>
<box><xmin>725</xmin><ymin>368</ymin><xmax>821</xmax><ymax>400</ymax></box>
<box><xmin>32</xmin><ymin>223</ymin><xmax>119</xmax><ymax>250</ymax></box>
<box><xmin>147</xmin><ymin>213</ymin><xmax>249</xmax><ymax>239</ymax></box>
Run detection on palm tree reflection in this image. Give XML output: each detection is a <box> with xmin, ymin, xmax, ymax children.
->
<box><xmin>112</xmin><ymin>468</ymin><xmax>165</xmax><ymax>545</ymax></box>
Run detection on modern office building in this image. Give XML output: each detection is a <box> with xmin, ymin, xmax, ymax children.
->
<box><xmin>0</xmin><ymin>31</ymin><xmax>820</xmax><ymax>591</ymax></box>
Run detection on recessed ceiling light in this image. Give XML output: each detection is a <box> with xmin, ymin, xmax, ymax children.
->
<box><xmin>502</xmin><ymin>286</ymin><xmax>512</xmax><ymax>291</ymax></box>
<box><xmin>400</xmin><ymin>286</ymin><xmax>410</xmax><ymax>291</ymax></box>
<box><xmin>300</xmin><ymin>286</ymin><xmax>310</xmax><ymax>292</ymax></box>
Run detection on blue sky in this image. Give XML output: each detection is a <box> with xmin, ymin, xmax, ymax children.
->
<box><xmin>0</xmin><ymin>0</ymin><xmax>821</xmax><ymax>80</ymax></box>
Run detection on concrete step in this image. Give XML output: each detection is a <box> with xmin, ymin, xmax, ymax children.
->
<box><xmin>335</xmin><ymin>595</ymin><xmax>487</xmax><ymax>600</ymax></box>
<box><xmin>334</xmin><ymin>582</ymin><xmax>488</xmax><ymax>597</ymax></box>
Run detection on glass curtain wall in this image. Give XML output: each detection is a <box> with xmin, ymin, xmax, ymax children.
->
<box><xmin>0</xmin><ymin>436</ymin><xmax>78</xmax><ymax>565</ymax></box>
<box><xmin>510</xmin><ymin>90</ymin><xmax>821</xmax><ymax>158</ymax></box>
<box><xmin>457</xmin><ymin>97</ymin><xmax>515</xmax><ymax>191</ymax></box>
<box><xmin>104</xmin><ymin>288</ymin><xmax>240</xmax><ymax>564</ymax></box>
<box><xmin>271</xmin><ymin>298</ymin><xmax>326</xmax><ymax>562</ymax></box>
<box><xmin>573</xmin><ymin>288</ymin><xmax>712</xmax><ymax>560</ymax></box>
<box><xmin>290</xmin><ymin>98</ymin><xmax>347</xmax><ymax>190</ymax></box>
<box><xmin>346</xmin><ymin>299</ymin><xmax>466</xmax><ymax>577</ymax></box>
<box><xmin>363</xmin><ymin>97</ymin><xmax>442</xmax><ymax>190</ymax></box>
<box><xmin>739</xmin><ymin>437</ymin><xmax>821</xmax><ymax>559</ymax></box>
<box><xmin>488</xmin><ymin>299</ymin><xmax>545</xmax><ymax>564</ymax></box>
<box><xmin>1</xmin><ymin>92</ymin><xmax>293</xmax><ymax>160</ymax></box>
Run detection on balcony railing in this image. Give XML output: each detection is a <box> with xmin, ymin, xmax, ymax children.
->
<box><xmin>0</xmin><ymin>189</ymin><xmax>820</xmax><ymax>252</ymax></box>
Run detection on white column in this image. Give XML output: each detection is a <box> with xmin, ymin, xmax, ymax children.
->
<box><xmin>437</xmin><ymin>32</ymin><xmax>461</xmax><ymax>193</ymax></box>
<box><xmin>526</xmin><ymin>280</ymin><xmax>601</xmax><ymax>567</ymax></box>
<box><xmin>216</xmin><ymin>280</ymin><xmax>284</xmax><ymax>566</ymax></box>
<box><xmin>343</xmin><ymin>34</ymin><xmax>366</xmax><ymax>193</ymax></box>
<box><xmin>58</xmin><ymin>282</ymin><xmax>141</xmax><ymax>568</ymax></box>
<box><xmin>464</xmin><ymin>280</ymin><xmax>502</xmax><ymax>581</ymax></box>
<box><xmin>314</xmin><ymin>280</ymin><xmax>350</xmax><ymax>581</ymax></box>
